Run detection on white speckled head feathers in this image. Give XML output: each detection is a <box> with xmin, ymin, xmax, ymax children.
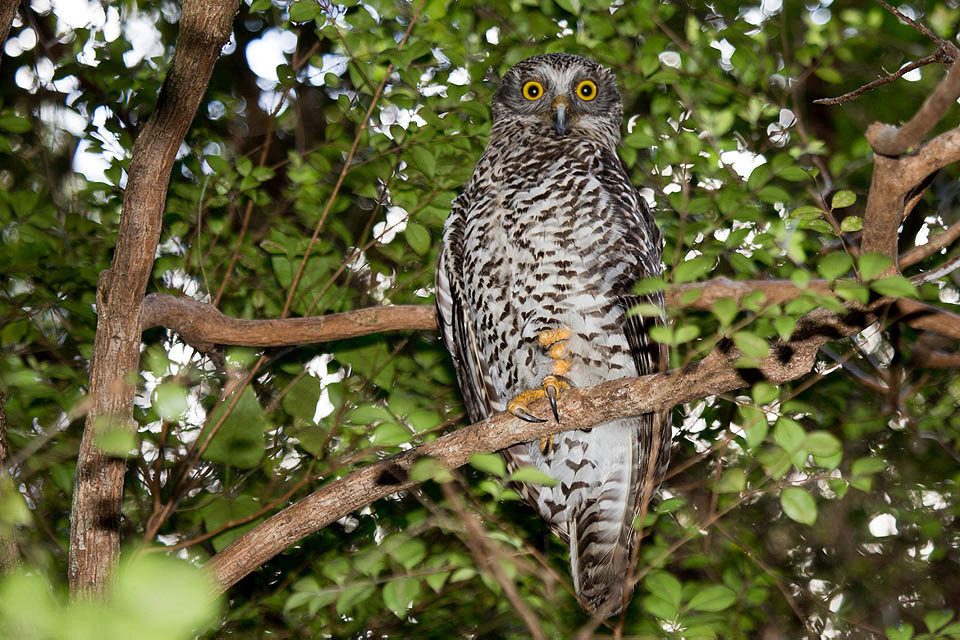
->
<box><xmin>492</xmin><ymin>53</ymin><xmax>623</xmax><ymax>148</ymax></box>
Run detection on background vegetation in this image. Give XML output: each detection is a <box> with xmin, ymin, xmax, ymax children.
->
<box><xmin>1</xmin><ymin>0</ymin><xmax>960</xmax><ymax>637</ymax></box>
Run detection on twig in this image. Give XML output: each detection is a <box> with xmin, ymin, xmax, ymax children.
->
<box><xmin>874</xmin><ymin>0</ymin><xmax>959</xmax><ymax>57</ymax></box>
<box><xmin>813</xmin><ymin>52</ymin><xmax>944</xmax><ymax>106</ymax></box>
<box><xmin>441</xmin><ymin>482</ymin><xmax>547</xmax><ymax>640</ymax></box>
<box><xmin>900</xmin><ymin>218</ymin><xmax>960</xmax><ymax>267</ymax></box>
<box><xmin>910</xmin><ymin>253</ymin><xmax>960</xmax><ymax>284</ymax></box>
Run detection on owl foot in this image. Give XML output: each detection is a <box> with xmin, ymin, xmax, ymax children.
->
<box><xmin>507</xmin><ymin>375</ymin><xmax>573</xmax><ymax>454</ymax></box>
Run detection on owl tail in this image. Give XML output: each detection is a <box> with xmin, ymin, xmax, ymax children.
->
<box><xmin>568</xmin><ymin>472</ymin><xmax>640</xmax><ymax>617</ymax></box>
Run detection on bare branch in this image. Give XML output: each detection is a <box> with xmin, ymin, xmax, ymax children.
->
<box><xmin>874</xmin><ymin>0</ymin><xmax>959</xmax><ymax>57</ymax></box>
<box><xmin>813</xmin><ymin>52</ymin><xmax>945</xmax><ymax>106</ymax></box>
<box><xmin>205</xmin><ymin>303</ymin><xmax>909</xmax><ymax>592</ymax></box>
<box><xmin>141</xmin><ymin>293</ymin><xmax>437</xmax><ymax>350</ymax></box>
<box><xmin>900</xmin><ymin>219</ymin><xmax>960</xmax><ymax>268</ymax></box>
<box><xmin>68</xmin><ymin>0</ymin><xmax>240</xmax><ymax>597</ymax></box>
<box><xmin>866</xmin><ymin>59</ymin><xmax>960</xmax><ymax>157</ymax></box>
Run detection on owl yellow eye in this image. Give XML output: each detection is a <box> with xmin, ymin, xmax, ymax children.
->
<box><xmin>576</xmin><ymin>79</ymin><xmax>598</xmax><ymax>101</ymax></box>
<box><xmin>521</xmin><ymin>80</ymin><xmax>544</xmax><ymax>101</ymax></box>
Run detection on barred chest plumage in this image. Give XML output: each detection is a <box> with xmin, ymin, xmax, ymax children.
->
<box><xmin>458</xmin><ymin>132</ymin><xmax>642</xmax><ymax>407</ymax></box>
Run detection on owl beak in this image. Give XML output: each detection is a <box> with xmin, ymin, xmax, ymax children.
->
<box><xmin>552</xmin><ymin>96</ymin><xmax>569</xmax><ymax>136</ymax></box>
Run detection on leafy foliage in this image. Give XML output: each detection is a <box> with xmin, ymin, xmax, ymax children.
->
<box><xmin>1</xmin><ymin>0</ymin><xmax>960</xmax><ymax>637</ymax></box>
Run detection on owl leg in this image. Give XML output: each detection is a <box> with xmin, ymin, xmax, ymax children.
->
<box><xmin>506</xmin><ymin>327</ymin><xmax>574</xmax><ymax>454</ymax></box>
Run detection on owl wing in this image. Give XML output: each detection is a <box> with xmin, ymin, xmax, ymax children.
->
<box><xmin>435</xmin><ymin>193</ymin><xmax>496</xmax><ymax>424</ymax></box>
<box><xmin>437</xmin><ymin>191</ymin><xmax>555</xmax><ymax>526</ymax></box>
<box><xmin>602</xmin><ymin>150</ymin><xmax>673</xmax><ymax>484</ymax></box>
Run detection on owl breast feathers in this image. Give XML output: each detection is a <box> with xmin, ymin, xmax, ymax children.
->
<box><xmin>435</xmin><ymin>53</ymin><xmax>671</xmax><ymax>617</ymax></box>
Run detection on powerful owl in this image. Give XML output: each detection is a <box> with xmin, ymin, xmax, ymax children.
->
<box><xmin>435</xmin><ymin>53</ymin><xmax>670</xmax><ymax>617</ymax></box>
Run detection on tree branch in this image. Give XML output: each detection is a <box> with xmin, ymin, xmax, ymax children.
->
<box><xmin>205</xmin><ymin>303</ymin><xmax>911</xmax><ymax>592</ymax></box>
<box><xmin>813</xmin><ymin>51</ymin><xmax>946</xmax><ymax>106</ymax></box>
<box><xmin>142</xmin><ymin>293</ymin><xmax>437</xmax><ymax>349</ymax></box>
<box><xmin>0</xmin><ymin>0</ymin><xmax>18</xmax><ymax>66</ymax></box>
<box><xmin>866</xmin><ymin>56</ymin><xmax>960</xmax><ymax>157</ymax></box>
<box><xmin>68</xmin><ymin>0</ymin><xmax>239</xmax><ymax>597</ymax></box>
<box><xmin>900</xmin><ymin>219</ymin><xmax>960</xmax><ymax>268</ymax></box>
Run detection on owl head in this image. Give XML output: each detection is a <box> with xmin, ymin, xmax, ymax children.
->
<box><xmin>492</xmin><ymin>53</ymin><xmax>623</xmax><ymax>147</ymax></box>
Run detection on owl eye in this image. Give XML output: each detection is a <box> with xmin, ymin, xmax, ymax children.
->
<box><xmin>576</xmin><ymin>79</ymin><xmax>598</xmax><ymax>101</ymax></box>
<box><xmin>521</xmin><ymin>80</ymin><xmax>544</xmax><ymax>101</ymax></box>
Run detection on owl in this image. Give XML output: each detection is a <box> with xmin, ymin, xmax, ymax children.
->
<box><xmin>435</xmin><ymin>53</ymin><xmax>670</xmax><ymax>617</ymax></box>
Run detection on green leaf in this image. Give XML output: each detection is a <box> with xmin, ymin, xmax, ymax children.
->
<box><xmin>404</xmin><ymin>222</ymin><xmax>431</xmax><ymax>256</ymax></box>
<box><xmin>739</xmin><ymin>405</ymin><xmax>768</xmax><ymax>450</ymax></box>
<box><xmin>673</xmin><ymin>255</ymin><xmax>714</xmax><ymax>283</ymax></box>
<box><xmin>469</xmin><ymin>453</ymin><xmax>506</xmax><ymax>478</ymax></box>
<box><xmin>923</xmin><ymin>610</ymin><xmax>953</xmax><ymax>633</ymax></box>
<box><xmin>644</xmin><ymin>571</ymin><xmax>682</xmax><ymax>608</ymax></box>
<box><xmin>870</xmin><ymin>276</ymin><xmax>918</xmax><ymax>298</ymax></box>
<box><xmin>858</xmin><ymin>253</ymin><xmax>893</xmax><ymax>280</ymax></box>
<box><xmin>410</xmin><ymin>145</ymin><xmax>436</xmax><ymax>178</ymax></box>
<box><xmin>780</xmin><ymin>487</ymin><xmax>817</xmax><ymax>525</ymax></box>
<box><xmin>711</xmin><ymin>297</ymin><xmax>737</xmax><ymax>326</ymax></box>
<box><xmin>202</xmin><ymin>386</ymin><xmax>267</xmax><ymax>469</ymax></box>
<box><xmin>289</xmin><ymin>0</ymin><xmax>321</xmax><ymax>22</ymax></box>
<box><xmin>885</xmin><ymin>624</ymin><xmax>914</xmax><ymax>640</ymax></box>
<box><xmin>817</xmin><ymin>252</ymin><xmax>852</xmax><ymax>280</ymax></box>
<box><xmin>371</xmin><ymin>422</ymin><xmax>412</xmax><ymax>447</ymax></box>
<box><xmin>732</xmin><ymin>331</ymin><xmax>769</xmax><ymax>359</ymax></box>
<box><xmin>553</xmin><ymin>0</ymin><xmax>581</xmax><ymax>14</ymax></box>
<box><xmin>773</xmin><ymin>417</ymin><xmax>806</xmax><ymax>454</ymax></box>
<box><xmin>388</xmin><ymin>538</ymin><xmax>426</xmax><ymax>569</ymax></box>
<box><xmin>687</xmin><ymin>585</ymin><xmax>737</xmax><ymax>612</ymax></box>
<box><xmin>0</xmin><ymin>116</ymin><xmax>31</xmax><ymax>133</ymax></box>
<box><xmin>805</xmin><ymin>431</ymin><xmax>842</xmax><ymax>458</ymax></box>
<box><xmin>830</xmin><ymin>190</ymin><xmax>856</xmax><ymax>209</ymax></box>
<box><xmin>383</xmin><ymin>578</ymin><xmax>421</xmax><ymax>619</ymax></box>
<box><xmin>154</xmin><ymin>382</ymin><xmax>189</xmax><ymax>421</ymax></box>
<box><xmin>112</xmin><ymin>554</ymin><xmax>222</xmax><ymax>637</ymax></box>
<box><xmin>716</xmin><ymin>468</ymin><xmax>746</xmax><ymax>493</ymax></box>
<box><xmin>509</xmin><ymin>467</ymin><xmax>558</xmax><ymax>486</ymax></box>
<box><xmin>94</xmin><ymin>425</ymin><xmax>137</xmax><ymax>457</ymax></box>
<box><xmin>840</xmin><ymin>216</ymin><xmax>863</xmax><ymax>232</ymax></box>
<box><xmin>409</xmin><ymin>457</ymin><xmax>452</xmax><ymax>483</ymax></box>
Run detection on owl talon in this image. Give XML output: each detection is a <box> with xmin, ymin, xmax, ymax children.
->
<box><xmin>509</xmin><ymin>403</ymin><xmax>547</xmax><ymax>423</ymax></box>
<box><xmin>546</xmin><ymin>383</ymin><xmax>560</xmax><ymax>422</ymax></box>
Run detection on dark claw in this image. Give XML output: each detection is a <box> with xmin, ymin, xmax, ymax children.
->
<box><xmin>511</xmin><ymin>406</ymin><xmax>546</xmax><ymax>423</ymax></box>
<box><xmin>546</xmin><ymin>384</ymin><xmax>561</xmax><ymax>422</ymax></box>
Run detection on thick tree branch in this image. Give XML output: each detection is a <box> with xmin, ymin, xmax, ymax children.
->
<box><xmin>68</xmin><ymin>0</ymin><xmax>239</xmax><ymax>597</ymax></box>
<box><xmin>205</xmin><ymin>302</ymin><xmax>919</xmax><ymax>592</ymax></box>
<box><xmin>860</xmin><ymin>49</ymin><xmax>960</xmax><ymax>266</ymax></box>
<box><xmin>864</xmin><ymin>25</ymin><xmax>959</xmax><ymax>157</ymax></box>
<box><xmin>141</xmin><ymin>293</ymin><xmax>437</xmax><ymax>349</ymax></box>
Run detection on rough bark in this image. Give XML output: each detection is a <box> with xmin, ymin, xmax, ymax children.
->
<box><xmin>68</xmin><ymin>0</ymin><xmax>239</xmax><ymax>597</ymax></box>
<box><xmin>0</xmin><ymin>0</ymin><xmax>18</xmax><ymax>65</ymax></box>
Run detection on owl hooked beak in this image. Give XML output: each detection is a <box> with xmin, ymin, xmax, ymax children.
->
<box><xmin>552</xmin><ymin>96</ymin><xmax>569</xmax><ymax>136</ymax></box>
